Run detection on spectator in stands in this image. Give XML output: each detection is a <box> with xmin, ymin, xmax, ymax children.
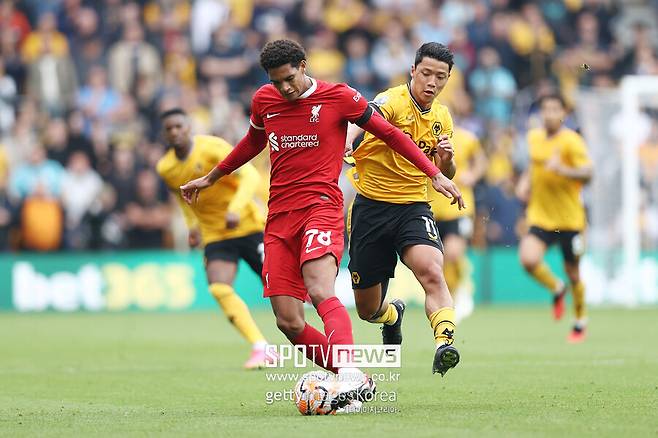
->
<box><xmin>123</xmin><ymin>169</ymin><xmax>170</xmax><ymax>249</ymax></box>
<box><xmin>107</xmin><ymin>20</ymin><xmax>161</xmax><ymax>96</ymax></box>
<box><xmin>412</xmin><ymin>0</ymin><xmax>451</xmax><ymax>46</ymax></box>
<box><xmin>26</xmin><ymin>38</ymin><xmax>78</xmax><ymax>116</ymax></box>
<box><xmin>1</xmin><ymin>27</ymin><xmax>26</xmax><ymax>96</ymax></box>
<box><xmin>466</xmin><ymin>1</ymin><xmax>491</xmax><ymax>50</ymax></box>
<box><xmin>68</xmin><ymin>7</ymin><xmax>105</xmax><ymax>83</ymax></box>
<box><xmin>371</xmin><ymin>17</ymin><xmax>414</xmax><ymax>87</ymax></box>
<box><xmin>42</xmin><ymin>117</ymin><xmax>70</xmax><ymax>166</ymax></box>
<box><xmin>614</xmin><ymin>22</ymin><xmax>658</xmax><ymax>78</ymax></box>
<box><xmin>76</xmin><ymin>65</ymin><xmax>122</xmax><ymax>133</ymax></box>
<box><xmin>306</xmin><ymin>28</ymin><xmax>345</xmax><ymax>82</ymax></box>
<box><xmin>324</xmin><ymin>0</ymin><xmax>366</xmax><ymax>34</ymax></box>
<box><xmin>61</xmin><ymin>150</ymin><xmax>103</xmax><ymax>249</ymax></box>
<box><xmin>0</xmin><ymin>141</ymin><xmax>6</xmax><ymax>182</ymax></box>
<box><xmin>450</xmin><ymin>26</ymin><xmax>477</xmax><ymax>74</ymax></box>
<box><xmin>19</xmin><ymin>179</ymin><xmax>64</xmax><ymax>251</ymax></box>
<box><xmin>65</xmin><ymin>109</ymin><xmax>96</xmax><ymax>168</ymax></box>
<box><xmin>0</xmin><ymin>0</ymin><xmax>31</xmax><ymax>48</ymax></box>
<box><xmin>190</xmin><ymin>0</ymin><xmax>230</xmax><ymax>54</ymax></box>
<box><xmin>469</xmin><ymin>46</ymin><xmax>517</xmax><ymax>125</ymax></box>
<box><xmin>21</xmin><ymin>11</ymin><xmax>69</xmax><ymax>63</ymax></box>
<box><xmin>9</xmin><ymin>145</ymin><xmax>64</xmax><ymax>201</ymax></box>
<box><xmin>554</xmin><ymin>11</ymin><xmax>613</xmax><ymax>100</ymax></box>
<box><xmin>0</xmin><ymin>171</ymin><xmax>13</xmax><ymax>250</ymax></box>
<box><xmin>200</xmin><ymin>22</ymin><xmax>250</xmax><ymax>97</ymax></box>
<box><xmin>343</xmin><ymin>33</ymin><xmax>377</xmax><ymax>99</ymax></box>
<box><xmin>507</xmin><ymin>3</ymin><xmax>556</xmax><ymax>87</ymax></box>
<box><xmin>0</xmin><ymin>56</ymin><xmax>16</xmax><ymax>134</ymax></box>
<box><xmin>285</xmin><ymin>0</ymin><xmax>324</xmax><ymax>39</ymax></box>
<box><xmin>107</xmin><ymin>145</ymin><xmax>137</xmax><ymax>212</ymax></box>
<box><xmin>483</xmin><ymin>172</ymin><xmax>524</xmax><ymax>247</ymax></box>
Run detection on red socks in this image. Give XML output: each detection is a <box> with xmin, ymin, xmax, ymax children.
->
<box><xmin>292</xmin><ymin>323</ymin><xmax>336</xmax><ymax>373</ymax></box>
<box><xmin>316</xmin><ymin>296</ymin><xmax>354</xmax><ymax>345</ymax></box>
<box><xmin>291</xmin><ymin>297</ymin><xmax>354</xmax><ymax>373</ymax></box>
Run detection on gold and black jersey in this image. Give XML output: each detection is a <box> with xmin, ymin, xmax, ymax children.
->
<box><xmin>156</xmin><ymin>135</ymin><xmax>264</xmax><ymax>245</ymax></box>
<box><xmin>526</xmin><ymin>128</ymin><xmax>591</xmax><ymax>231</ymax></box>
<box><xmin>349</xmin><ymin>83</ymin><xmax>454</xmax><ymax>204</ymax></box>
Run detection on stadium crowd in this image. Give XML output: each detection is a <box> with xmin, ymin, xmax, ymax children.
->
<box><xmin>0</xmin><ymin>0</ymin><xmax>657</xmax><ymax>252</ymax></box>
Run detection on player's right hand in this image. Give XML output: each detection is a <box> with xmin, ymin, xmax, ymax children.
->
<box><xmin>431</xmin><ymin>171</ymin><xmax>465</xmax><ymax>210</ymax></box>
<box><xmin>188</xmin><ymin>229</ymin><xmax>201</xmax><ymax>248</ymax></box>
<box><xmin>180</xmin><ymin>176</ymin><xmax>212</xmax><ymax>204</ymax></box>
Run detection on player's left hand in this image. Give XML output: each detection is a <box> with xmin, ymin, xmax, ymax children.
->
<box><xmin>431</xmin><ymin>171</ymin><xmax>465</xmax><ymax>210</ymax></box>
<box><xmin>436</xmin><ymin>135</ymin><xmax>454</xmax><ymax>162</ymax></box>
<box><xmin>226</xmin><ymin>212</ymin><xmax>240</xmax><ymax>229</ymax></box>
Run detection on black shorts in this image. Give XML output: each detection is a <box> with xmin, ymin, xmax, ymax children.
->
<box><xmin>204</xmin><ymin>232</ymin><xmax>264</xmax><ymax>276</ymax></box>
<box><xmin>348</xmin><ymin>194</ymin><xmax>443</xmax><ymax>289</ymax></box>
<box><xmin>436</xmin><ymin>217</ymin><xmax>473</xmax><ymax>240</ymax></box>
<box><xmin>528</xmin><ymin>226</ymin><xmax>585</xmax><ymax>264</ymax></box>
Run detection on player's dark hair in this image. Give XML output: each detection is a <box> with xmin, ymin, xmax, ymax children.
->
<box><xmin>538</xmin><ymin>93</ymin><xmax>566</xmax><ymax>109</ymax></box>
<box><xmin>414</xmin><ymin>42</ymin><xmax>454</xmax><ymax>72</ymax></box>
<box><xmin>260</xmin><ymin>39</ymin><xmax>307</xmax><ymax>71</ymax></box>
<box><xmin>160</xmin><ymin>107</ymin><xmax>187</xmax><ymax>120</ymax></box>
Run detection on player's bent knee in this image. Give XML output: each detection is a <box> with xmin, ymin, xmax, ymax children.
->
<box><xmin>520</xmin><ymin>254</ymin><xmax>539</xmax><ymax>272</ymax></box>
<box><xmin>356</xmin><ymin>302</ymin><xmax>379</xmax><ymax>321</ymax></box>
<box><xmin>415</xmin><ymin>262</ymin><xmax>445</xmax><ymax>287</ymax></box>
<box><xmin>565</xmin><ymin>270</ymin><xmax>580</xmax><ymax>284</ymax></box>
<box><xmin>276</xmin><ymin>317</ymin><xmax>305</xmax><ymax>338</ymax></box>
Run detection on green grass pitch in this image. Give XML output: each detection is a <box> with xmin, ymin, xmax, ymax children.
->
<box><xmin>1</xmin><ymin>306</ymin><xmax>657</xmax><ymax>437</ymax></box>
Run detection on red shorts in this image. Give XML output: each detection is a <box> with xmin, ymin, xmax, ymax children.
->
<box><xmin>262</xmin><ymin>202</ymin><xmax>345</xmax><ymax>301</ymax></box>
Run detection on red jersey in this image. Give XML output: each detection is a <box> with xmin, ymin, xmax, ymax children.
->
<box><xmin>249</xmin><ymin>78</ymin><xmax>368</xmax><ymax>215</ymax></box>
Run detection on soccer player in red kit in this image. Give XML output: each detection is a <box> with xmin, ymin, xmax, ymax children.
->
<box><xmin>181</xmin><ymin>40</ymin><xmax>463</xmax><ymax>406</ymax></box>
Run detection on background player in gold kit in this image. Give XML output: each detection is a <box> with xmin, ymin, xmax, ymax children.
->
<box><xmin>156</xmin><ymin>108</ymin><xmax>273</xmax><ymax>368</ymax></box>
<box><xmin>516</xmin><ymin>95</ymin><xmax>593</xmax><ymax>343</ymax></box>
<box><xmin>344</xmin><ymin>43</ymin><xmax>464</xmax><ymax>376</ymax></box>
<box><xmin>428</xmin><ymin>126</ymin><xmax>486</xmax><ymax>322</ymax></box>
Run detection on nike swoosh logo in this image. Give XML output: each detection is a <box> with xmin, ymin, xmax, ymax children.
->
<box><xmin>305</xmin><ymin>246</ymin><xmax>323</xmax><ymax>254</ymax></box>
<box><xmin>266</xmin><ymin>113</ymin><xmax>280</xmax><ymax>119</ymax></box>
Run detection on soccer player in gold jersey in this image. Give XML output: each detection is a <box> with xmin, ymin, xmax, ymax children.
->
<box><xmin>344</xmin><ymin>43</ymin><xmax>464</xmax><ymax>375</ymax></box>
<box><xmin>428</xmin><ymin>126</ymin><xmax>486</xmax><ymax>321</ymax></box>
<box><xmin>156</xmin><ymin>108</ymin><xmax>274</xmax><ymax>368</ymax></box>
<box><xmin>516</xmin><ymin>94</ymin><xmax>592</xmax><ymax>343</ymax></box>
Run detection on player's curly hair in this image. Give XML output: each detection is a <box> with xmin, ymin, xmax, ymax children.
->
<box><xmin>259</xmin><ymin>39</ymin><xmax>307</xmax><ymax>71</ymax></box>
<box><xmin>414</xmin><ymin>42</ymin><xmax>454</xmax><ymax>72</ymax></box>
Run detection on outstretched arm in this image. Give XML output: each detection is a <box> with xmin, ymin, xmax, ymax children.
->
<box><xmin>358</xmin><ymin>110</ymin><xmax>464</xmax><ymax>208</ymax></box>
<box><xmin>180</xmin><ymin>126</ymin><xmax>267</xmax><ymax>204</ymax></box>
<box><xmin>359</xmin><ymin>110</ymin><xmax>438</xmax><ymax>177</ymax></box>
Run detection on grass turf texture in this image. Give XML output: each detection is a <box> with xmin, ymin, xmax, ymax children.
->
<box><xmin>1</xmin><ymin>307</ymin><xmax>657</xmax><ymax>437</ymax></box>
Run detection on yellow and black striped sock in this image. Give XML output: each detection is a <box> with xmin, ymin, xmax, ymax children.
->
<box><xmin>369</xmin><ymin>302</ymin><xmax>398</xmax><ymax>325</ymax></box>
<box><xmin>530</xmin><ymin>263</ymin><xmax>562</xmax><ymax>294</ymax></box>
<box><xmin>209</xmin><ymin>283</ymin><xmax>266</xmax><ymax>345</ymax></box>
<box><xmin>429</xmin><ymin>307</ymin><xmax>456</xmax><ymax>346</ymax></box>
<box><xmin>572</xmin><ymin>280</ymin><xmax>586</xmax><ymax>320</ymax></box>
